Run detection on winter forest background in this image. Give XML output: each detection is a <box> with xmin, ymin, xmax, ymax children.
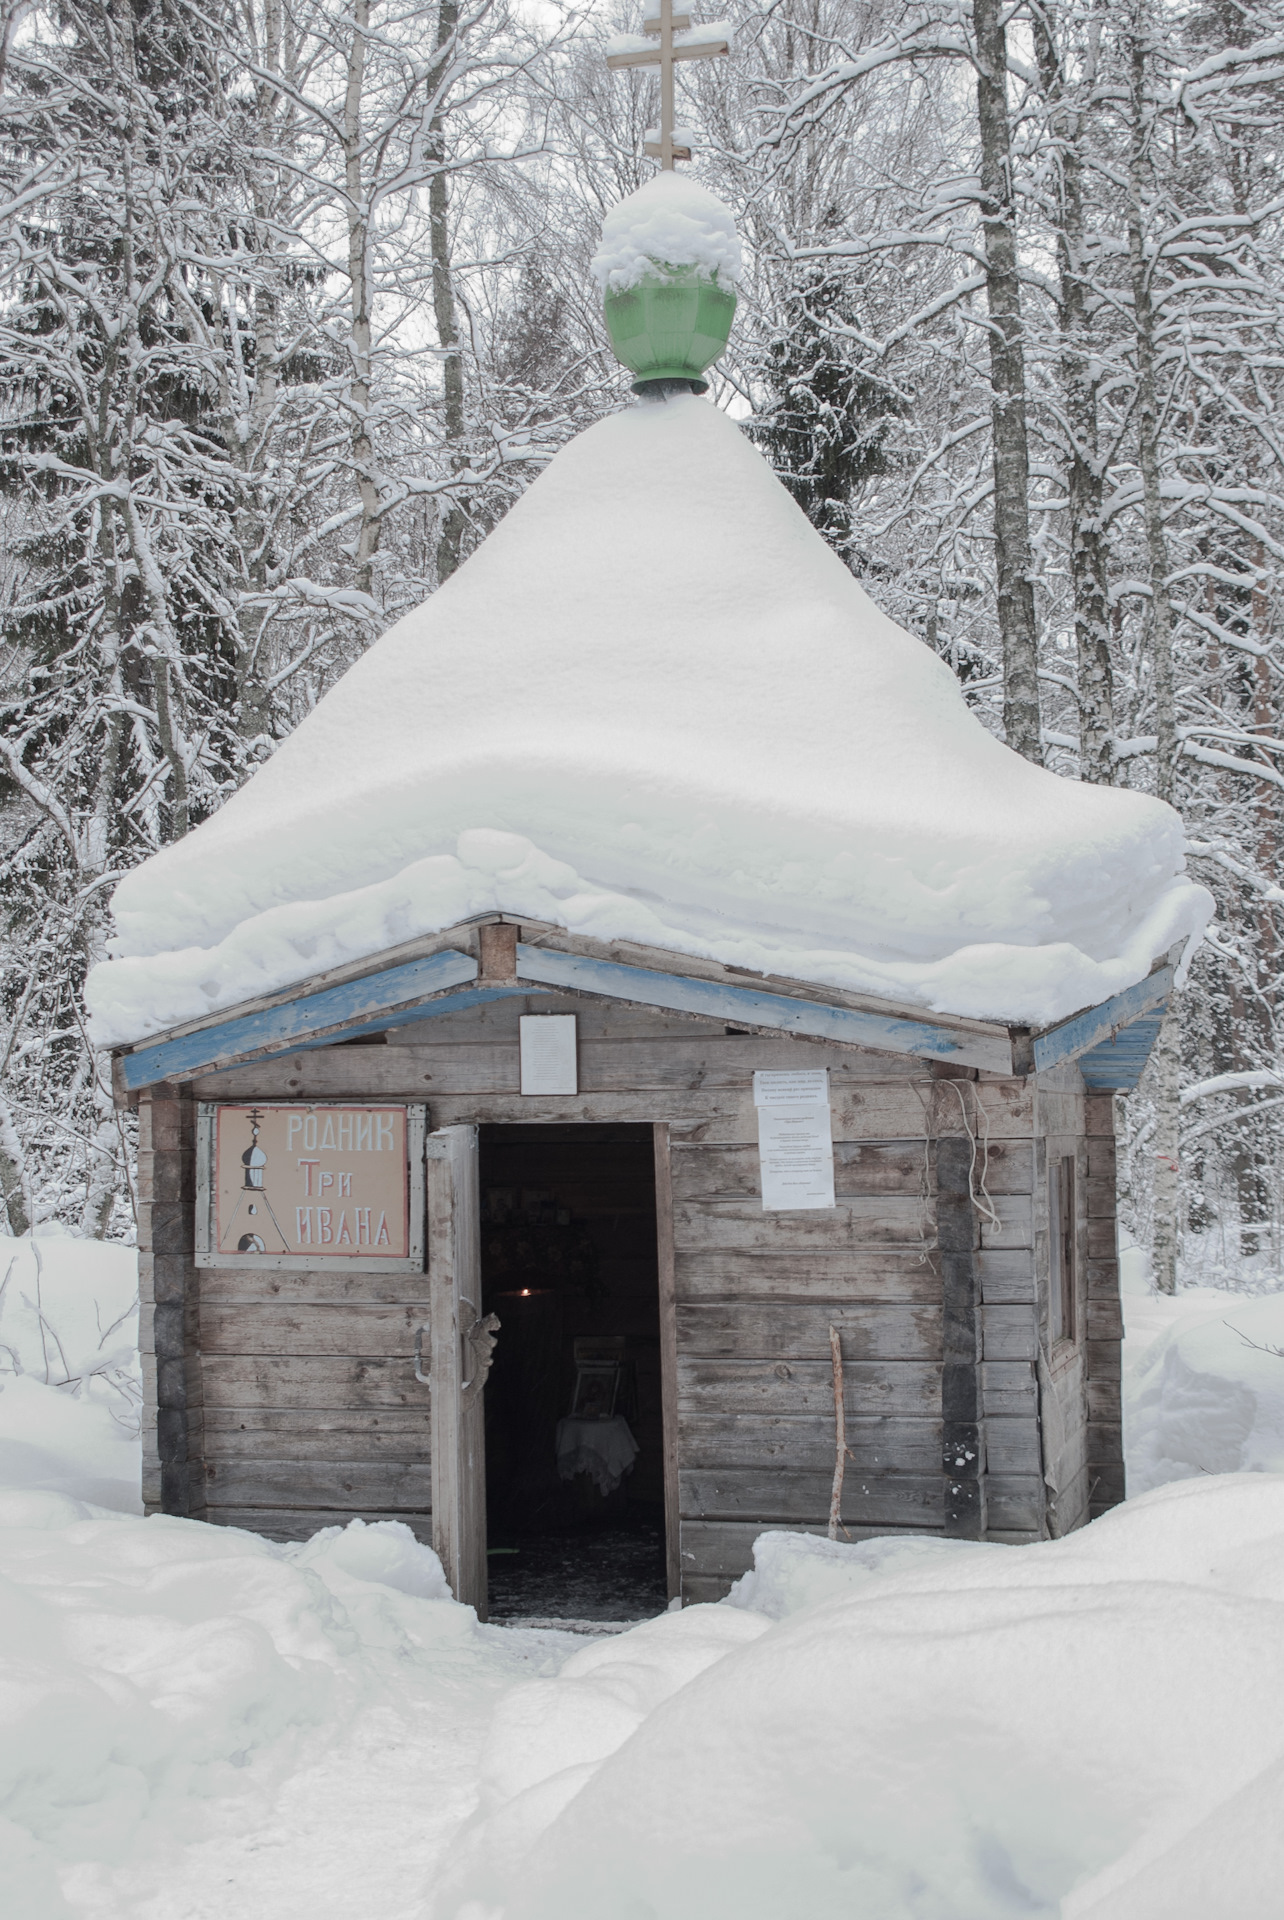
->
<box><xmin>0</xmin><ymin>0</ymin><xmax>1281</xmax><ymax>1292</ymax></box>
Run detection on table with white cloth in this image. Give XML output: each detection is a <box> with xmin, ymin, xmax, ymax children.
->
<box><xmin>554</xmin><ymin>1415</ymin><xmax>640</xmax><ymax>1496</ymax></box>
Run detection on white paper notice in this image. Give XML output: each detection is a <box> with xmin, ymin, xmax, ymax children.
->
<box><xmin>753</xmin><ymin>1070</ymin><xmax>835</xmax><ymax>1211</ymax></box>
<box><xmin>520</xmin><ymin>1014</ymin><xmax>578</xmax><ymax>1095</ymax></box>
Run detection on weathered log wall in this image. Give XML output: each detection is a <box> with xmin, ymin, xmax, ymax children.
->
<box><xmin>147</xmin><ymin>988</ymin><xmax>1120</xmax><ymax>1594</ymax></box>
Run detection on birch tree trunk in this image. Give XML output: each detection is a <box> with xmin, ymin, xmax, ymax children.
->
<box><xmin>430</xmin><ymin>0</ymin><xmax>467</xmax><ymax>584</ymax></box>
<box><xmin>1150</xmin><ymin>1007</ymin><xmax>1181</xmax><ymax>1293</ymax></box>
<box><xmin>344</xmin><ymin>0</ymin><xmax>382</xmax><ymax>598</ymax></box>
<box><xmin>1033</xmin><ymin>6</ymin><xmax>1115</xmax><ymax>784</ymax></box>
<box><xmin>972</xmin><ymin>0</ymin><xmax>1041</xmax><ymax>763</ymax></box>
<box><xmin>1124</xmin><ymin>0</ymin><xmax>1178</xmax><ymax>807</ymax></box>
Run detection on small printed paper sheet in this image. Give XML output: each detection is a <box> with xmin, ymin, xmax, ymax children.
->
<box><xmin>753</xmin><ymin>1069</ymin><xmax>835</xmax><ymax>1211</ymax></box>
<box><xmin>519</xmin><ymin>1014</ymin><xmax>579</xmax><ymax>1095</ymax></box>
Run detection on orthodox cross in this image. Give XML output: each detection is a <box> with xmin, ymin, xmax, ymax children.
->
<box><xmin>605</xmin><ymin>3</ymin><xmax>730</xmax><ymax>171</ymax></box>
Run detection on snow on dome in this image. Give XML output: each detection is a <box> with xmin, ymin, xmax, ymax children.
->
<box><xmin>86</xmin><ymin>395</ymin><xmax>1211</xmax><ymax>1048</ymax></box>
<box><xmin>591</xmin><ymin>172</ymin><xmax>742</xmax><ymax>292</ymax></box>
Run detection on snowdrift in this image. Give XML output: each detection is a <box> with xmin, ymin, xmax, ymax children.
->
<box><xmin>1126</xmin><ymin>1287</ymin><xmax>1284</xmax><ymax>1492</ymax></box>
<box><xmin>434</xmin><ymin>1479</ymin><xmax>1284</xmax><ymax>1920</ymax></box>
<box><xmin>3</xmin><ymin>1240</ymin><xmax>1284</xmax><ymax>1919</ymax></box>
<box><xmin>0</xmin><ymin>1498</ymin><xmax>472</xmax><ymax>1919</ymax></box>
<box><xmin>87</xmin><ymin>396</ymin><xmax>1210</xmax><ymax>1046</ymax></box>
<box><xmin>0</xmin><ymin>1236</ymin><xmax>140</xmax><ymax>1513</ymax></box>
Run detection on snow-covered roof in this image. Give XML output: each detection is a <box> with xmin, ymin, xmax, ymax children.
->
<box><xmin>87</xmin><ymin>395</ymin><xmax>1211</xmax><ymax>1049</ymax></box>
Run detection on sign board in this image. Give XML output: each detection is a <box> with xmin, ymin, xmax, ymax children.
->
<box><xmin>754</xmin><ymin>1070</ymin><xmax>835</xmax><ymax>1211</ymax></box>
<box><xmin>520</xmin><ymin>1014</ymin><xmax>578</xmax><ymax>1095</ymax></box>
<box><xmin>196</xmin><ymin>1102</ymin><xmax>426</xmax><ymax>1270</ymax></box>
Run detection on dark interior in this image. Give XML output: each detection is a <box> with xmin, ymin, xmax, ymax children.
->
<box><xmin>479</xmin><ymin>1123</ymin><xmax>668</xmax><ymax>1624</ymax></box>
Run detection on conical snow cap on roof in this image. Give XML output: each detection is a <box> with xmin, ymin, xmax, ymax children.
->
<box><xmin>88</xmin><ymin>396</ymin><xmax>1211</xmax><ymax>1046</ymax></box>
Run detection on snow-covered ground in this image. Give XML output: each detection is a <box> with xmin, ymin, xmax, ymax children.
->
<box><xmin>4</xmin><ymin>1235</ymin><xmax>1284</xmax><ymax>1919</ymax></box>
<box><xmin>0</xmin><ymin>1234</ymin><xmax>141</xmax><ymax>1514</ymax></box>
<box><xmin>1121</xmin><ymin>1239</ymin><xmax>1284</xmax><ymax>1489</ymax></box>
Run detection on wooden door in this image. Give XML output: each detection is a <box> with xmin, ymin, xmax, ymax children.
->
<box><xmin>427</xmin><ymin>1125</ymin><xmax>496</xmax><ymax>1617</ymax></box>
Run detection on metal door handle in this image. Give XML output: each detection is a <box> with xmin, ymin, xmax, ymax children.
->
<box><xmin>413</xmin><ymin>1324</ymin><xmax>431</xmax><ymax>1385</ymax></box>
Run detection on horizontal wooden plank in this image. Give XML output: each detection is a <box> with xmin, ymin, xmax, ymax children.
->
<box><xmin>674</xmin><ymin>1248</ymin><xmax>941</xmax><ymax>1304</ymax></box>
<box><xmin>676</xmin><ymin>1411</ymin><xmax>942</xmax><ymax>1474</ymax></box>
<box><xmin>678</xmin><ymin>1517</ymin><xmax>943</xmax><ymax>1585</ymax></box>
<box><xmin>202</xmin><ymin>1355</ymin><xmax>429</xmax><ymax>1410</ymax></box>
<box><xmin>208</xmin><ymin>1426</ymin><xmax>430</xmax><ymax>1462</ymax></box>
<box><xmin>676</xmin><ymin>1301</ymin><xmax>941</xmax><ymax>1363</ymax></box>
<box><xmin>681</xmin><ymin>1575</ymin><xmax>738</xmax><ymax>1605</ymax></box>
<box><xmin>1087</xmin><ymin>1218</ymin><xmax>1119</xmax><ymax>1259</ymax></box>
<box><xmin>1086</xmin><ymin>1300</ymin><xmax>1124</xmax><ymax>1341</ymax></box>
<box><xmin>673</xmin><ymin>1194</ymin><xmax>932</xmax><ymax>1252</ymax></box>
<box><xmin>389</xmin><ymin>994</ymin><xmax>726</xmax><ymax>1045</ymax></box>
<box><xmin>397</xmin><ymin>993</ymin><xmax>943</xmax><ymax>1070</ymax></box>
<box><xmin>679</xmin><ymin>1467</ymin><xmax>943</xmax><ymax>1527</ymax></box>
<box><xmin>514</xmin><ymin>944</ymin><xmax>1014</xmax><ymax>1072</ymax></box>
<box><xmin>200</xmin><ymin>1269</ymin><xmax>429</xmax><ymax>1306</ymax></box>
<box><xmin>671</xmin><ymin>1140</ymin><xmax>931</xmax><ymax>1200</ymax></box>
<box><xmin>204</xmin><ymin>1406</ymin><xmax>431</xmax><ymax>1437</ymax></box>
<box><xmin>975</xmin><ymin>1249</ymin><xmax>1036</xmax><ymax>1305</ymax></box>
<box><xmin>675</xmin><ymin>1136</ymin><xmax>1032</xmax><ymax>1208</ymax></box>
<box><xmin>677</xmin><ymin>1358</ymin><xmax>941</xmax><ymax>1418</ymax></box>
<box><xmin>210</xmin><ymin>1033</ymin><xmax>955</xmax><ymax>1100</ymax></box>
<box><xmin>985</xmin><ymin>1474</ymin><xmax>1045</xmax><ymax>1532</ymax></box>
<box><xmin>203</xmin><ymin>1458</ymin><xmax>430</xmax><ymax>1507</ymax></box>
<box><xmin>979</xmin><ymin>1195</ymin><xmax>1033</xmax><ymax>1250</ymax></box>
<box><xmin>1086</xmin><ymin>1339</ymin><xmax>1122</xmax><ymax>1381</ymax></box>
<box><xmin>984</xmin><ymin>1418</ymin><xmax>1042</xmax><ymax>1474</ymax></box>
<box><xmin>1087</xmin><ymin>1379</ymin><xmax>1122</xmax><ymax>1423</ymax></box>
<box><xmin>981</xmin><ymin>1360</ymin><xmax>1037</xmax><ymax>1417</ymax></box>
<box><xmin>190</xmin><ymin>1075</ymin><xmax>1036</xmax><ymax>1147</ymax></box>
<box><xmin>981</xmin><ymin>1305</ymin><xmax>1037</xmax><ymax>1362</ymax></box>
<box><xmin>201</xmin><ymin>1303</ymin><xmax>428</xmax><ymax>1358</ymax></box>
<box><xmin>120</xmin><ymin>949</ymin><xmax>479</xmax><ymax>1089</ymax></box>
<box><xmin>207</xmin><ymin>1506</ymin><xmax>433</xmax><ymax>1544</ymax></box>
<box><xmin>1084</xmin><ymin>1260</ymin><xmax>1121</xmax><ymax>1304</ymax></box>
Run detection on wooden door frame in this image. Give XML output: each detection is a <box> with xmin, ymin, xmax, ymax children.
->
<box><xmin>458</xmin><ymin>1116</ymin><xmax>682</xmax><ymax>1610</ymax></box>
<box><xmin>427</xmin><ymin>1124</ymin><xmax>488</xmax><ymax>1617</ymax></box>
<box><xmin>652</xmin><ymin>1121</ymin><xmax>682</xmax><ymax>1603</ymax></box>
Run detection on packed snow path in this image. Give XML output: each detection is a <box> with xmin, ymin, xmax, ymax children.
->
<box><xmin>6</xmin><ymin>1480</ymin><xmax>1284</xmax><ymax>1920</ymax></box>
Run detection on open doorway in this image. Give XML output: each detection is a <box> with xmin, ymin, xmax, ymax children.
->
<box><xmin>478</xmin><ymin>1123</ymin><xmax>669</xmax><ymax>1625</ymax></box>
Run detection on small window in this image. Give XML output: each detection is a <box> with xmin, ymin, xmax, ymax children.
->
<box><xmin>1050</xmin><ymin>1153</ymin><xmax>1077</xmax><ymax>1344</ymax></box>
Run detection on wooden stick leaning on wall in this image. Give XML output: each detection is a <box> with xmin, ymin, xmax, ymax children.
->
<box><xmin>828</xmin><ymin>1323</ymin><xmax>851</xmax><ymax>1541</ymax></box>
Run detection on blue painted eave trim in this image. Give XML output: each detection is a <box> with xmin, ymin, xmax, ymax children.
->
<box><xmin>513</xmin><ymin>944</ymin><xmax>1013</xmax><ymax>1071</ymax></box>
<box><xmin>1078</xmin><ymin>1003</ymin><xmax>1168</xmax><ymax>1090</ymax></box>
<box><xmin>206</xmin><ymin>985</ymin><xmax>543</xmax><ymax>1068</ymax></box>
<box><xmin>118</xmin><ymin>948</ymin><xmax>479</xmax><ymax>1091</ymax></box>
<box><xmin>1031</xmin><ymin>966</ymin><xmax>1174</xmax><ymax>1077</ymax></box>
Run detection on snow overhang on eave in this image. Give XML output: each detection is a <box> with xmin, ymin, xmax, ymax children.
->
<box><xmin>109</xmin><ymin>917</ymin><xmax>1175</xmax><ymax>1100</ymax></box>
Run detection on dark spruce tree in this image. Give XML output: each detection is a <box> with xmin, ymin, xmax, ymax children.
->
<box><xmin>750</xmin><ymin>268</ymin><xmax>902</xmax><ymax>569</ymax></box>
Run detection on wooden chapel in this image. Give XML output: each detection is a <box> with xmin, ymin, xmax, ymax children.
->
<box><xmin>99</xmin><ymin>14</ymin><xmax>1207</xmax><ymax>1615</ymax></box>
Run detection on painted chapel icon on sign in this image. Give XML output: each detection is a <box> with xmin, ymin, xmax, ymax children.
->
<box><xmin>217</xmin><ymin>1106</ymin><xmax>287</xmax><ymax>1253</ymax></box>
